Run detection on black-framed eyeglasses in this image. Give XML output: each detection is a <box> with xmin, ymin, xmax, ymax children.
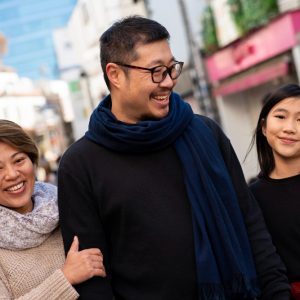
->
<box><xmin>114</xmin><ymin>61</ymin><xmax>184</xmax><ymax>83</ymax></box>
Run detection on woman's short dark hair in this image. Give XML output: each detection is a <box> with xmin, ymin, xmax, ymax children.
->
<box><xmin>249</xmin><ymin>83</ymin><xmax>300</xmax><ymax>176</ymax></box>
<box><xmin>100</xmin><ymin>15</ymin><xmax>170</xmax><ymax>90</ymax></box>
<box><xmin>0</xmin><ymin>119</ymin><xmax>39</xmax><ymax>165</ymax></box>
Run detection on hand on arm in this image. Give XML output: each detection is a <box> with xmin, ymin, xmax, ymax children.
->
<box><xmin>62</xmin><ymin>236</ymin><xmax>106</xmax><ymax>285</ymax></box>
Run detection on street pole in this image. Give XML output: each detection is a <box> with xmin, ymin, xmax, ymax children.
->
<box><xmin>178</xmin><ymin>0</ymin><xmax>214</xmax><ymax>118</ymax></box>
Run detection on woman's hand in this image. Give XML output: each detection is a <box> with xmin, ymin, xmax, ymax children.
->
<box><xmin>62</xmin><ymin>236</ymin><xmax>106</xmax><ymax>285</ymax></box>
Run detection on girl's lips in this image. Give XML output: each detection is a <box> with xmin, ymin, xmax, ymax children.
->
<box><xmin>279</xmin><ymin>137</ymin><xmax>298</xmax><ymax>144</ymax></box>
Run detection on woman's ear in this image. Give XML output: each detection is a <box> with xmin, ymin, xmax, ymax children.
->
<box><xmin>106</xmin><ymin>63</ymin><xmax>122</xmax><ymax>89</ymax></box>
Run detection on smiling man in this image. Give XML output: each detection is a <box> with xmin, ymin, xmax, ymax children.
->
<box><xmin>58</xmin><ymin>16</ymin><xmax>290</xmax><ymax>300</ymax></box>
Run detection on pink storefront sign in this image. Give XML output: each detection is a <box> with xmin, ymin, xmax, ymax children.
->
<box><xmin>213</xmin><ymin>61</ymin><xmax>289</xmax><ymax>97</ymax></box>
<box><xmin>205</xmin><ymin>9</ymin><xmax>300</xmax><ymax>83</ymax></box>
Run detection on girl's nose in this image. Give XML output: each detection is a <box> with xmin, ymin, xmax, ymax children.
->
<box><xmin>283</xmin><ymin>120</ymin><xmax>297</xmax><ymax>134</ymax></box>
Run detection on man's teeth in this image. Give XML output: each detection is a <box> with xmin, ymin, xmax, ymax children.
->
<box><xmin>7</xmin><ymin>182</ymin><xmax>24</xmax><ymax>192</ymax></box>
<box><xmin>154</xmin><ymin>95</ymin><xmax>168</xmax><ymax>100</ymax></box>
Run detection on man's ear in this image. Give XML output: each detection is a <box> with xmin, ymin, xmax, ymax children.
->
<box><xmin>106</xmin><ymin>63</ymin><xmax>122</xmax><ymax>89</ymax></box>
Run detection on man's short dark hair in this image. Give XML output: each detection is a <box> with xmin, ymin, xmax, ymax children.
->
<box><xmin>100</xmin><ymin>15</ymin><xmax>170</xmax><ymax>89</ymax></box>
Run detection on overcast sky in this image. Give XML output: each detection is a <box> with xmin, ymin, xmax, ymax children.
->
<box><xmin>148</xmin><ymin>0</ymin><xmax>205</xmax><ymax>62</ymax></box>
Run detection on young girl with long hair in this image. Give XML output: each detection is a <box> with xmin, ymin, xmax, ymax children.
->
<box><xmin>249</xmin><ymin>83</ymin><xmax>300</xmax><ymax>299</ymax></box>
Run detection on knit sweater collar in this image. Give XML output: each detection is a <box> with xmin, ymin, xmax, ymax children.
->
<box><xmin>0</xmin><ymin>181</ymin><xmax>59</xmax><ymax>250</ymax></box>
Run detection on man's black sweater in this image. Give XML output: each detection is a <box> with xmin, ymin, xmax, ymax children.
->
<box><xmin>58</xmin><ymin>116</ymin><xmax>290</xmax><ymax>300</ymax></box>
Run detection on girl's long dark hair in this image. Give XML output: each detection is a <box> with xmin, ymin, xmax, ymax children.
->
<box><xmin>247</xmin><ymin>84</ymin><xmax>300</xmax><ymax>177</ymax></box>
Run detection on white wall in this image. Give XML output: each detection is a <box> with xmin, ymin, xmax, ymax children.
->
<box><xmin>210</xmin><ymin>0</ymin><xmax>240</xmax><ymax>46</ymax></box>
<box><xmin>278</xmin><ymin>0</ymin><xmax>300</xmax><ymax>12</ymax></box>
<box><xmin>217</xmin><ymin>88</ymin><xmax>263</xmax><ymax>181</ymax></box>
<box><xmin>0</xmin><ymin>96</ymin><xmax>46</xmax><ymax>130</ymax></box>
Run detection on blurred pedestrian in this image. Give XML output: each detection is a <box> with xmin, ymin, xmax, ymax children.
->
<box><xmin>0</xmin><ymin>119</ymin><xmax>106</xmax><ymax>299</ymax></box>
<box><xmin>37</xmin><ymin>155</ymin><xmax>57</xmax><ymax>184</ymax></box>
<box><xmin>58</xmin><ymin>16</ymin><xmax>290</xmax><ymax>300</ymax></box>
<box><xmin>249</xmin><ymin>83</ymin><xmax>300</xmax><ymax>299</ymax></box>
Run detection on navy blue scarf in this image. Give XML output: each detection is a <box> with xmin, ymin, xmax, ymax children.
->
<box><xmin>85</xmin><ymin>93</ymin><xmax>260</xmax><ymax>300</ymax></box>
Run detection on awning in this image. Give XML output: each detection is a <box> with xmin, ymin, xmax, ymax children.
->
<box><xmin>212</xmin><ymin>58</ymin><xmax>289</xmax><ymax>97</ymax></box>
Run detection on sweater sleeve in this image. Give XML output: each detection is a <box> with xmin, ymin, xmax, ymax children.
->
<box><xmin>0</xmin><ymin>269</ymin><xmax>78</xmax><ymax>300</ymax></box>
<box><xmin>200</xmin><ymin>116</ymin><xmax>291</xmax><ymax>300</ymax></box>
<box><xmin>57</xmin><ymin>145</ymin><xmax>113</xmax><ymax>300</ymax></box>
<box><xmin>0</xmin><ymin>279</ymin><xmax>11</xmax><ymax>299</ymax></box>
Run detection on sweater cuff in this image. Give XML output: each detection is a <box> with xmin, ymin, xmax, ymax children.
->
<box><xmin>50</xmin><ymin>269</ymin><xmax>79</xmax><ymax>299</ymax></box>
<box><xmin>24</xmin><ymin>269</ymin><xmax>79</xmax><ymax>300</ymax></box>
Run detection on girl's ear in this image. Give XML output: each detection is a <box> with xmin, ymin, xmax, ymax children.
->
<box><xmin>261</xmin><ymin>118</ymin><xmax>266</xmax><ymax>136</ymax></box>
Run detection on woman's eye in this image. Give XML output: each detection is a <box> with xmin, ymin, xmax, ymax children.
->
<box><xmin>15</xmin><ymin>157</ymin><xmax>25</xmax><ymax>164</ymax></box>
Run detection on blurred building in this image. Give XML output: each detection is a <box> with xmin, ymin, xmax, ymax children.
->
<box><xmin>53</xmin><ymin>0</ymin><xmax>148</xmax><ymax>139</ymax></box>
<box><xmin>0</xmin><ymin>0</ymin><xmax>77</xmax><ymax>79</ymax></box>
<box><xmin>0</xmin><ymin>71</ymin><xmax>68</xmax><ymax>167</ymax></box>
<box><xmin>202</xmin><ymin>0</ymin><xmax>300</xmax><ymax>180</ymax></box>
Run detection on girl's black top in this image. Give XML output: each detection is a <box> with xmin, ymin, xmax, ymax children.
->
<box><xmin>250</xmin><ymin>174</ymin><xmax>300</xmax><ymax>282</ymax></box>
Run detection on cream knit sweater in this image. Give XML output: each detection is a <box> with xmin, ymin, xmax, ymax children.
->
<box><xmin>0</xmin><ymin>228</ymin><xmax>78</xmax><ymax>300</ymax></box>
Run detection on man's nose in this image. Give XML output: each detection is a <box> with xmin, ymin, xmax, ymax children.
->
<box><xmin>159</xmin><ymin>72</ymin><xmax>176</xmax><ymax>88</ymax></box>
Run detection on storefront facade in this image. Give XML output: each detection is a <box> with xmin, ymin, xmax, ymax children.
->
<box><xmin>205</xmin><ymin>9</ymin><xmax>300</xmax><ymax>180</ymax></box>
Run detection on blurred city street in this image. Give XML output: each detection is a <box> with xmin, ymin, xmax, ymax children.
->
<box><xmin>0</xmin><ymin>0</ymin><xmax>300</xmax><ymax>182</ymax></box>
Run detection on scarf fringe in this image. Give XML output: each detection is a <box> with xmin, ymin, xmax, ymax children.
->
<box><xmin>198</xmin><ymin>274</ymin><xmax>260</xmax><ymax>300</ymax></box>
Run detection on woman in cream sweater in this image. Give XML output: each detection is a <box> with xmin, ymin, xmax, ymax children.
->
<box><xmin>0</xmin><ymin>119</ymin><xmax>106</xmax><ymax>299</ymax></box>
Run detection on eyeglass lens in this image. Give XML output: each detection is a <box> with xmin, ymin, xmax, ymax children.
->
<box><xmin>153</xmin><ymin>63</ymin><xmax>182</xmax><ymax>83</ymax></box>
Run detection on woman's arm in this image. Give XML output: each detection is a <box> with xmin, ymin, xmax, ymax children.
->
<box><xmin>0</xmin><ymin>277</ymin><xmax>11</xmax><ymax>299</ymax></box>
<box><xmin>0</xmin><ymin>234</ymin><xmax>105</xmax><ymax>299</ymax></box>
<box><xmin>0</xmin><ymin>269</ymin><xmax>78</xmax><ymax>300</ymax></box>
